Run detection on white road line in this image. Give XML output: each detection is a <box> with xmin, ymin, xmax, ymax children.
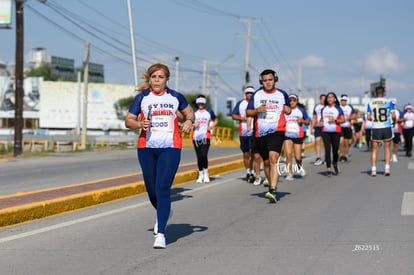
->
<box><xmin>0</xmin><ymin>177</ymin><xmax>237</xmax><ymax>244</ymax></box>
<box><xmin>401</xmin><ymin>192</ymin><xmax>414</xmax><ymax>216</ymax></box>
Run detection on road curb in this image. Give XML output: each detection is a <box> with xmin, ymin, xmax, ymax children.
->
<box><xmin>0</xmin><ymin>159</ymin><xmax>245</xmax><ymax>228</ymax></box>
<box><xmin>0</xmin><ymin>143</ymin><xmax>314</xmax><ymax>228</ymax></box>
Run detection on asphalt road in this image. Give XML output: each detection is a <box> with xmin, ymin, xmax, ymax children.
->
<box><xmin>0</xmin><ymin>147</ymin><xmax>241</xmax><ymax>196</ymax></box>
<box><xmin>0</xmin><ymin>146</ymin><xmax>413</xmax><ymax>274</ymax></box>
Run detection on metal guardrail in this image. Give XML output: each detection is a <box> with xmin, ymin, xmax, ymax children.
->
<box><xmin>0</xmin><ymin>127</ymin><xmax>233</xmax><ymax>153</ymax></box>
<box><xmin>0</xmin><ymin>134</ymin><xmax>137</xmax><ymax>152</ymax></box>
<box><xmin>180</xmin><ymin>127</ymin><xmax>233</xmax><ymax>140</ymax></box>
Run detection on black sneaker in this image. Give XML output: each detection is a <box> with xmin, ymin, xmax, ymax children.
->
<box><xmin>248</xmin><ymin>175</ymin><xmax>256</xmax><ymax>184</ymax></box>
<box><xmin>327</xmin><ymin>170</ymin><xmax>332</xmax><ymax>177</ymax></box>
<box><xmin>343</xmin><ymin>156</ymin><xmax>348</xmax><ymax>162</ymax></box>
<box><xmin>333</xmin><ymin>164</ymin><xmax>340</xmax><ymax>175</ymax></box>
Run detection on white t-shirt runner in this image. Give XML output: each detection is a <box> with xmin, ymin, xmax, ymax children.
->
<box><xmin>192</xmin><ymin>108</ymin><xmax>217</xmax><ymax>141</ymax></box>
<box><xmin>403</xmin><ymin>112</ymin><xmax>414</xmax><ymax>129</ymax></box>
<box><xmin>321</xmin><ymin>105</ymin><xmax>344</xmax><ymax>133</ymax></box>
<box><xmin>339</xmin><ymin>104</ymin><xmax>355</xmax><ymax>128</ymax></box>
<box><xmin>312</xmin><ymin>103</ymin><xmax>324</xmax><ymax>127</ymax></box>
<box><xmin>232</xmin><ymin>99</ymin><xmax>253</xmax><ymax>137</ymax></box>
<box><xmin>246</xmin><ymin>88</ymin><xmax>290</xmax><ymax>137</ymax></box>
<box><xmin>285</xmin><ymin>106</ymin><xmax>309</xmax><ymax>138</ymax></box>
<box><xmin>128</xmin><ymin>88</ymin><xmax>189</xmax><ymax>149</ymax></box>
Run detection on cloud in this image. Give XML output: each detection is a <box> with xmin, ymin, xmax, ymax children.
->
<box><xmin>299</xmin><ymin>55</ymin><xmax>325</xmax><ymax>68</ymax></box>
<box><xmin>365</xmin><ymin>48</ymin><xmax>403</xmax><ymax>74</ymax></box>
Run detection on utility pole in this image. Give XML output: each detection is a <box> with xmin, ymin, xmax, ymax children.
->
<box><xmin>297</xmin><ymin>63</ymin><xmax>302</xmax><ymax>98</ymax></box>
<box><xmin>14</xmin><ymin>0</ymin><xmax>24</xmax><ymax>157</ymax></box>
<box><xmin>80</xmin><ymin>42</ymin><xmax>90</xmax><ymax>150</ymax></box>
<box><xmin>175</xmin><ymin>56</ymin><xmax>179</xmax><ymax>91</ymax></box>
<box><xmin>202</xmin><ymin>60</ymin><xmax>207</xmax><ymax>95</ymax></box>
<box><xmin>127</xmin><ymin>0</ymin><xmax>138</xmax><ymax>89</ymax></box>
<box><xmin>76</xmin><ymin>71</ymin><xmax>81</xmax><ymax>135</ymax></box>
<box><xmin>239</xmin><ymin>17</ymin><xmax>260</xmax><ymax>96</ymax></box>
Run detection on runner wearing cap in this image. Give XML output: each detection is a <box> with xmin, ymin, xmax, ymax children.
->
<box><xmin>283</xmin><ymin>94</ymin><xmax>309</xmax><ymax>181</ymax></box>
<box><xmin>402</xmin><ymin>104</ymin><xmax>414</xmax><ymax>157</ymax></box>
<box><xmin>339</xmin><ymin>94</ymin><xmax>355</xmax><ymax>162</ymax></box>
<box><xmin>232</xmin><ymin>86</ymin><xmax>255</xmax><ymax>182</ymax></box>
<box><xmin>192</xmin><ymin>95</ymin><xmax>218</xmax><ymax>183</ymax></box>
<box><xmin>366</xmin><ymin>86</ymin><xmax>396</xmax><ymax>176</ymax></box>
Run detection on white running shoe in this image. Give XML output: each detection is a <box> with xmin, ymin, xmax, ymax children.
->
<box><xmin>285</xmin><ymin>173</ymin><xmax>294</xmax><ymax>181</ymax></box>
<box><xmin>262</xmin><ymin>178</ymin><xmax>269</xmax><ymax>187</ymax></box>
<box><xmin>253</xmin><ymin>177</ymin><xmax>262</xmax><ymax>186</ymax></box>
<box><xmin>392</xmin><ymin>154</ymin><xmax>398</xmax><ymax>163</ymax></box>
<box><xmin>298</xmin><ymin>167</ymin><xmax>306</xmax><ymax>177</ymax></box>
<box><xmin>203</xmin><ymin>168</ymin><xmax>210</xmax><ymax>183</ymax></box>
<box><xmin>153</xmin><ymin>233</ymin><xmax>166</xmax><ymax>249</ymax></box>
<box><xmin>314</xmin><ymin>158</ymin><xmax>323</xmax><ymax>166</ymax></box>
<box><xmin>196</xmin><ymin>170</ymin><xmax>203</xmax><ymax>183</ymax></box>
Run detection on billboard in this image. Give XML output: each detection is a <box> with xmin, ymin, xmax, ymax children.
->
<box><xmin>0</xmin><ymin>0</ymin><xmax>12</xmax><ymax>28</ymax></box>
<box><xmin>0</xmin><ymin>76</ymin><xmax>42</xmax><ymax>118</ymax></box>
<box><xmin>39</xmin><ymin>81</ymin><xmax>134</xmax><ymax>129</ymax></box>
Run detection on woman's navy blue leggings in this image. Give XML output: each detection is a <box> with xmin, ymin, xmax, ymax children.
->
<box><xmin>138</xmin><ymin>148</ymin><xmax>181</xmax><ymax>234</ymax></box>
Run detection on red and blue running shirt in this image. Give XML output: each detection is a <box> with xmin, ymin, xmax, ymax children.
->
<box><xmin>321</xmin><ymin>105</ymin><xmax>344</xmax><ymax>133</ymax></box>
<box><xmin>312</xmin><ymin>103</ymin><xmax>325</xmax><ymax>127</ymax></box>
<box><xmin>339</xmin><ymin>104</ymin><xmax>355</xmax><ymax>128</ymax></box>
<box><xmin>128</xmin><ymin>88</ymin><xmax>189</xmax><ymax>149</ymax></box>
<box><xmin>192</xmin><ymin>108</ymin><xmax>217</xmax><ymax>141</ymax></box>
<box><xmin>246</xmin><ymin>88</ymin><xmax>290</xmax><ymax>137</ymax></box>
<box><xmin>232</xmin><ymin>99</ymin><xmax>253</xmax><ymax>137</ymax></box>
<box><xmin>285</xmin><ymin>106</ymin><xmax>309</xmax><ymax>138</ymax></box>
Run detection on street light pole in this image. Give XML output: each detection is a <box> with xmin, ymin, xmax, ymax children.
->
<box><xmin>127</xmin><ymin>0</ymin><xmax>138</xmax><ymax>89</ymax></box>
<box><xmin>14</xmin><ymin>0</ymin><xmax>24</xmax><ymax>157</ymax></box>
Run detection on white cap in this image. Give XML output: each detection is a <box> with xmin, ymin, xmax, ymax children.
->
<box><xmin>195</xmin><ymin>97</ymin><xmax>207</xmax><ymax>104</ymax></box>
<box><xmin>244</xmin><ymin>86</ymin><xmax>255</xmax><ymax>94</ymax></box>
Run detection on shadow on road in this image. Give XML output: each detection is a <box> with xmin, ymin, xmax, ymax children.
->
<box><xmin>171</xmin><ymin>187</ymin><xmax>193</xmax><ymax>202</ymax></box>
<box><xmin>250</xmin><ymin>191</ymin><xmax>291</xmax><ymax>201</ymax></box>
<box><xmin>166</xmin><ymin>223</ymin><xmax>208</xmax><ymax>245</ymax></box>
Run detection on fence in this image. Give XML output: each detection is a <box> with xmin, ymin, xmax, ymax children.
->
<box><xmin>0</xmin><ymin>127</ymin><xmax>234</xmax><ymax>154</ymax></box>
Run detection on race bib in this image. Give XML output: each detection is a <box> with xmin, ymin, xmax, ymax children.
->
<box><xmin>150</xmin><ymin>115</ymin><xmax>173</xmax><ymax>132</ymax></box>
<box><xmin>324</xmin><ymin>116</ymin><xmax>334</xmax><ymax>125</ymax></box>
<box><xmin>406</xmin><ymin>120</ymin><xmax>414</xmax><ymax>128</ymax></box>
<box><xmin>263</xmin><ymin>110</ymin><xmax>279</xmax><ymax>124</ymax></box>
<box><xmin>286</xmin><ymin>122</ymin><xmax>299</xmax><ymax>133</ymax></box>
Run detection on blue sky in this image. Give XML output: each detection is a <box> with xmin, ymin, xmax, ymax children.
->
<box><xmin>1</xmin><ymin>0</ymin><xmax>413</xmax><ymax>113</ymax></box>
